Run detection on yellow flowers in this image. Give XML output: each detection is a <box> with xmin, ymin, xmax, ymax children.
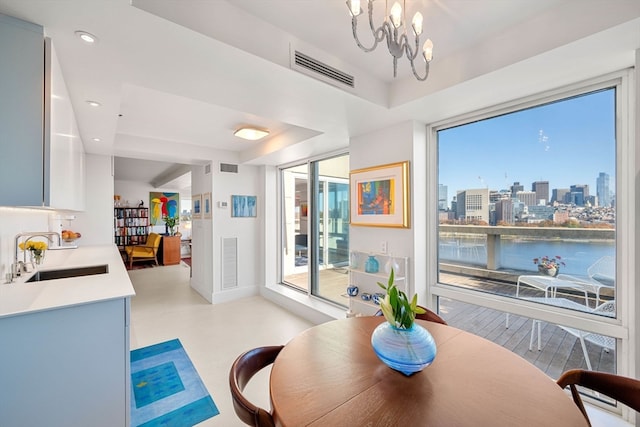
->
<box><xmin>18</xmin><ymin>241</ymin><xmax>48</xmax><ymax>252</ymax></box>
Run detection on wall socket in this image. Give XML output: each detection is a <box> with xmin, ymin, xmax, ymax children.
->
<box><xmin>380</xmin><ymin>241</ymin><xmax>388</xmax><ymax>254</ymax></box>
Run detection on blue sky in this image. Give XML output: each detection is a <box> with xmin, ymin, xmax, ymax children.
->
<box><xmin>438</xmin><ymin>88</ymin><xmax>615</xmax><ymax>201</ymax></box>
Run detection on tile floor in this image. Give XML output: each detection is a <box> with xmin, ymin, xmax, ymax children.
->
<box><xmin>128</xmin><ymin>263</ymin><xmax>313</xmax><ymax>426</ymax></box>
<box><xmin>128</xmin><ymin>263</ymin><xmax>632</xmax><ymax>427</ymax></box>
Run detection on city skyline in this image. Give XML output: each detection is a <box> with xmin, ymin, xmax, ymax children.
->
<box><xmin>438</xmin><ymin>88</ymin><xmax>615</xmax><ymax>201</ymax></box>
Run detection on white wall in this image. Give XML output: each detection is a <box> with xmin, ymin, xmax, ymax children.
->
<box><xmin>211</xmin><ymin>163</ymin><xmax>262</xmax><ymax>303</ymax></box>
<box><xmin>113</xmin><ymin>179</ymin><xmax>190</xmax><ymax>236</ymax></box>
<box><xmin>74</xmin><ymin>154</ymin><xmax>114</xmax><ymax>246</ymax></box>
<box><xmin>0</xmin><ymin>208</ymin><xmax>52</xmax><ymax>280</ymax></box>
<box><xmin>349</xmin><ymin>121</ymin><xmax>427</xmax><ymax>303</ymax></box>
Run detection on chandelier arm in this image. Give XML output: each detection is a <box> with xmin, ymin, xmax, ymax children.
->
<box><xmin>410</xmin><ymin>57</ymin><xmax>430</xmax><ymax>81</ymax></box>
<box><xmin>398</xmin><ymin>33</ymin><xmax>418</xmax><ymax>61</ymax></box>
<box><xmin>367</xmin><ymin>0</ymin><xmax>378</xmax><ymax>34</ymax></box>
<box><xmin>352</xmin><ymin>17</ymin><xmax>383</xmax><ymax>52</ymax></box>
<box><xmin>348</xmin><ymin>0</ymin><xmax>433</xmax><ymax>81</ymax></box>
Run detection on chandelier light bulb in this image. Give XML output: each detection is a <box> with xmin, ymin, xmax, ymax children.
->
<box><xmin>347</xmin><ymin>0</ymin><xmax>361</xmax><ymax>17</ymax></box>
<box><xmin>423</xmin><ymin>38</ymin><xmax>434</xmax><ymax>62</ymax></box>
<box><xmin>348</xmin><ymin>0</ymin><xmax>433</xmax><ymax>81</ymax></box>
<box><xmin>389</xmin><ymin>2</ymin><xmax>403</xmax><ymax>28</ymax></box>
<box><xmin>412</xmin><ymin>12</ymin><xmax>423</xmax><ymax>35</ymax></box>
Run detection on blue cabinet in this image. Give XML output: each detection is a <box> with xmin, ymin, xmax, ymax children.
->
<box><xmin>0</xmin><ymin>13</ymin><xmax>45</xmax><ymax>206</ymax></box>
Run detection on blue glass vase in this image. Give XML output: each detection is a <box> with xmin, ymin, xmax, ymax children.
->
<box><xmin>364</xmin><ymin>255</ymin><xmax>379</xmax><ymax>273</ymax></box>
<box><xmin>371</xmin><ymin>321</ymin><xmax>437</xmax><ymax>376</ymax></box>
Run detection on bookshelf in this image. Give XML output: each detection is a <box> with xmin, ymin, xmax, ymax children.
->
<box><xmin>114</xmin><ymin>207</ymin><xmax>149</xmax><ymax>248</ymax></box>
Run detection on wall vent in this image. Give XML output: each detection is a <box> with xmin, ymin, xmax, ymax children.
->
<box><xmin>204</xmin><ymin>163</ymin><xmax>212</xmax><ymax>174</ymax></box>
<box><xmin>293</xmin><ymin>50</ymin><xmax>355</xmax><ymax>88</ymax></box>
<box><xmin>221</xmin><ymin>237</ymin><xmax>238</xmax><ymax>289</ymax></box>
<box><xmin>220</xmin><ymin>163</ymin><xmax>238</xmax><ymax>173</ymax></box>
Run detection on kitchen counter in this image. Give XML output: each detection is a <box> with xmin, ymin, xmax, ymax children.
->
<box><xmin>0</xmin><ymin>244</ymin><xmax>135</xmax><ymax>318</ymax></box>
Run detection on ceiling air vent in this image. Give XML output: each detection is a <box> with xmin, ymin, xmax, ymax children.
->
<box><xmin>293</xmin><ymin>51</ymin><xmax>354</xmax><ymax>88</ymax></box>
<box><xmin>220</xmin><ymin>163</ymin><xmax>238</xmax><ymax>173</ymax></box>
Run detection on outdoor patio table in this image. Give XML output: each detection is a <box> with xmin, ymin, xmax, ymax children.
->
<box><xmin>270</xmin><ymin>316</ymin><xmax>588</xmax><ymax>427</ymax></box>
<box><xmin>506</xmin><ymin>275</ymin><xmax>589</xmax><ymax>328</ymax></box>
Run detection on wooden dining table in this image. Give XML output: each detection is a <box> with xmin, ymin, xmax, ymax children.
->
<box><xmin>269</xmin><ymin>316</ymin><xmax>588</xmax><ymax>427</ymax></box>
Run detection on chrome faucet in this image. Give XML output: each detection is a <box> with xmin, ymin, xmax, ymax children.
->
<box><xmin>11</xmin><ymin>231</ymin><xmax>61</xmax><ymax>281</ymax></box>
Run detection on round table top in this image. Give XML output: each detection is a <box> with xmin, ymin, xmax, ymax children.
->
<box><xmin>270</xmin><ymin>316</ymin><xmax>588</xmax><ymax>427</ymax></box>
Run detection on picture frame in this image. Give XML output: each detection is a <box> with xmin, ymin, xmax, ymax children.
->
<box><xmin>149</xmin><ymin>192</ymin><xmax>179</xmax><ymax>225</ymax></box>
<box><xmin>203</xmin><ymin>192</ymin><xmax>212</xmax><ymax>219</ymax></box>
<box><xmin>192</xmin><ymin>194</ymin><xmax>202</xmax><ymax>220</ymax></box>
<box><xmin>349</xmin><ymin>160</ymin><xmax>410</xmax><ymax>228</ymax></box>
<box><xmin>231</xmin><ymin>195</ymin><xmax>257</xmax><ymax>218</ymax></box>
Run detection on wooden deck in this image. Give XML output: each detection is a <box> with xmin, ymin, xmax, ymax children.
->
<box><xmin>283</xmin><ymin>268</ymin><xmax>616</xmax><ymax>380</ymax></box>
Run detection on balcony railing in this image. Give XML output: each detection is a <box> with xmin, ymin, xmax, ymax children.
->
<box><xmin>439</xmin><ymin>224</ymin><xmax>614</xmax><ymax>272</ymax></box>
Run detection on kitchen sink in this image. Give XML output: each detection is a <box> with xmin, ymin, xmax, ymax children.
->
<box><xmin>26</xmin><ymin>264</ymin><xmax>109</xmax><ymax>282</ymax></box>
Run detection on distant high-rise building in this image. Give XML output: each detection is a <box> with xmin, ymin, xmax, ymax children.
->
<box><xmin>510</xmin><ymin>182</ymin><xmax>524</xmax><ymax>198</ymax></box>
<box><xmin>456</xmin><ymin>188</ymin><xmax>490</xmax><ymax>223</ymax></box>
<box><xmin>552</xmin><ymin>188</ymin><xmax>570</xmax><ymax>204</ymax></box>
<box><xmin>570</xmin><ymin>184</ymin><xmax>589</xmax><ymax>206</ymax></box>
<box><xmin>597</xmin><ymin>172</ymin><xmax>611</xmax><ymax>207</ymax></box>
<box><xmin>451</xmin><ymin>196</ymin><xmax>457</xmax><ymax>219</ymax></box>
<box><xmin>532</xmin><ymin>181</ymin><xmax>549</xmax><ymax>205</ymax></box>
<box><xmin>516</xmin><ymin>191</ymin><xmax>537</xmax><ymax>207</ymax></box>
<box><xmin>495</xmin><ymin>199</ymin><xmax>514</xmax><ymax>224</ymax></box>
<box><xmin>438</xmin><ymin>184</ymin><xmax>448</xmax><ymax>210</ymax></box>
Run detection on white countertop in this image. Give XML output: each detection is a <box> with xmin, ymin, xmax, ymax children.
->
<box><xmin>0</xmin><ymin>245</ymin><xmax>135</xmax><ymax>318</ymax></box>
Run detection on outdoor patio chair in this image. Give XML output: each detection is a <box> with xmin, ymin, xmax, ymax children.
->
<box><xmin>229</xmin><ymin>345</ymin><xmax>283</xmax><ymax>427</ymax></box>
<box><xmin>529</xmin><ymin>300</ymin><xmax>615</xmax><ymax>371</ymax></box>
<box><xmin>557</xmin><ymin>369</ymin><xmax>640</xmax><ymax>426</ymax></box>
<box><xmin>557</xmin><ymin>256</ymin><xmax>615</xmax><ymax>307</ymax></box>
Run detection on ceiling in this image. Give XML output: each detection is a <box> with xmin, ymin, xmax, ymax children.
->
<box><xmin>0</xmin><ymin>0</ymin><xmax>639</xmax><ymax>191</ymax></box>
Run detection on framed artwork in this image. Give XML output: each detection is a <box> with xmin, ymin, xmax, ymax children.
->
<box><xmin>203</xmin><ymin>192</ymin><xmax>212</xmax><ymax>219</ymax></box>
<box><xmin>349</xmin><ymin>160</ymin><xmax>410</xmax><ymax>228</ymax></box>
<box><xmin>192</xmin><ymin>194</ymin><xmax>202</xmax><ymax>219</ymax></box>
<box><xmin>149</xmin><ymin>192</ymin><xmax>179</xmax><ymax>225</ymax></box>
<box><xmin>231</xmin><ymin>195</ymin><xmax>257</xmax><ymax>218</ymax></box>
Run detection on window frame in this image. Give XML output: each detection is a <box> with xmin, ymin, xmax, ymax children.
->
<box><xmin>426</xmin><ymin>71</ymin><xmax>634</xmax><ymax>391</ymax></box>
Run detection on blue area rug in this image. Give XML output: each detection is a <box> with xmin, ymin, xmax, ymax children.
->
<box><xmin>130</xmin><ymin>339</ymin><xmax>219</xmax><ymax>427</ymax></box>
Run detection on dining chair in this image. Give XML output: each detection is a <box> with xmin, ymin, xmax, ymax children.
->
<box><xmin>229</xmin><ymin>345</ymin><xmax>284</xmax><ymax>427</ymax></box>
<box><xmin>557</xmin><ymin>369</ymin><xmax>640</xmax><ymax>427</ymax></box>
<box><xmin>375</xmin><ymin>305</ymin><xmax>447</xmax><ymax>325</ymax></box>
<box><xmin>124</xmin><ymin>232</ymin><xmax>162</xmax><ymax>269</ymax></box>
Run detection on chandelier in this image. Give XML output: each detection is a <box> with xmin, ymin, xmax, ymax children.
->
<box><xmin>346</xmin><ymin>0</ymin><xmax>434</xmax><ymax>81</ymax></box>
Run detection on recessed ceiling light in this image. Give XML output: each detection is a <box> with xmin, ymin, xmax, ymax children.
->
<box><xmin>86</xmin><ymin>100</ymin><xmax>101</xmax><ymax>107</ymax></box>
<box><xmin>92</xmin><ymin>138</ymin><xmax>101</xmax><ymax>142</ymax></box>
<box><xmin>233</xmin><ymin>127</ymin><xmax>270</xmax><ymax>141</ymax></box>
<box><xmin>75</xmin><ymin>30</ymin><xmax>98</xmax><ymax>44</ymax></box>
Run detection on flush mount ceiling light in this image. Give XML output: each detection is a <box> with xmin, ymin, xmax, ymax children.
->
<box><xmin>75</xmin><ymin>30</ymin><xmax>98</xmax><ymax>44</ymax></box>
<box><xmin>92</xmin><ymin>138</ymin><xmax>101</xmax><ymax>142</ymax></box>
<box><xmin>86</xmin><ymin>100</ymin><xmax>101</xmax><ymax>107</ymax></box>
<box><xmin>346</xmin><ymin>0</ymin><xmax>434</xmax><ymax>81</ymax></box>
<box><xmin>233</xmin><ymin>127</ymin><xmax>270</xmax><ymax>141</ymax></box>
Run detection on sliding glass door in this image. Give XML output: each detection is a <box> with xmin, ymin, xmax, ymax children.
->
<box><xmin>281</xmin><ymin>154</ymin><xmax>349</xmax><ymax>305</ymax></box>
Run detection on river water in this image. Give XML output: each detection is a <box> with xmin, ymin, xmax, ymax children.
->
<box><xmin>439</xmin><ymin>236</ymin><xmax>615</xmax><ymax>277</ymax></box>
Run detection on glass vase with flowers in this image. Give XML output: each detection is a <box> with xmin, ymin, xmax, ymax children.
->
<box><xmin>370</xmin><ymin>269</ymin><xmax>437</xmax><ymax>376</ymax></box>
<box><xmin>19</xmin><ymin>240</ymin><xmax>48</xmax><ymax>265</ymax></box>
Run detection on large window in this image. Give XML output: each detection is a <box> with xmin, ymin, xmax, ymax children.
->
<box><xmin>280</xmin><ymin>154</ymin><xmax>349</xmax><ymax>306</ymax></box>
<box><xmin>432</xmin><ymin>75</ymin><xmax>631</xmax><ymax>401</ymax></box>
